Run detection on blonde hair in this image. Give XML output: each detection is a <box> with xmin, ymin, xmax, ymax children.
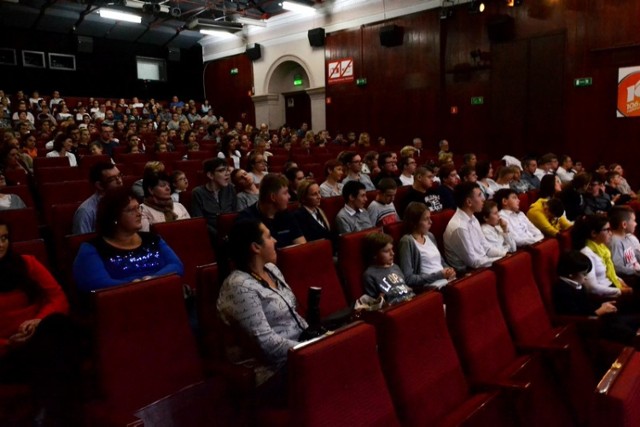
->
<box><xmin>144</xmin><ymin>161</ymin><xmax>165</xmax><ymax>173</ymax></box>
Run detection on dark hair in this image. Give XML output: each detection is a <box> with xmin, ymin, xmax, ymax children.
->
<box><xmin>606</xmin><ymin>171</ymin><xmax>620</xmax><ymax>183</ymax></box>
<box><xmin>53</xmin><ymin>133</ymin><xmax>69</xmax><ymax>152</ymax></box>
<box><xmin>342</xmin><ymin>180</ymin><xmax>366</xmax><ymax>203</ymax></box>
<box><xmin>284</xmin><ymin>167</ymin><xmax>302</xmax><ymax>185</ymax></box>
<box><xmin>363</xmin><ymin>232</ymin><xmax>393</xmax><ymax>263</ymax></box>
<box><xmin>324</xmin><ymin>159</ymin><xmax>342</xmax><ymax>177</ymax></box>
<box><xmin>143</xmin><ymin>171</ymin><xmax>171</xmax><ymax>198</ymax></box>
<box><xmin>377</xmin><ymin>177</ymin><xmax>398</xmax><ymax>192</ymax></box>
<box><xmin>399</xmin><ymin>155</ymin><xmax>414</xmax><ymax>170</ymax></box>
<box><xmin>609</xmin><ymin>206</ymin><xmax>635</xmax><ymax>230</ymax></box>
<box><xmin>247</xmin><ymin>151</ymin><xmax>263</xmax><ymax>172</ymax></box>
<box><xmin>453</xmin><ymin>182</ymin><xmax>480</xmax><ymax>209</ymax></box>
<box><xmin>475</xmin><ymin>160</ymin><xmax>491</xmax><ymax>180</ymax></box>
<box><xmin>546</xmin><ymin>198</ymin><xmax>565</xmax><ymax>219</ymax></box>
<box><xmin>203</xmin><ymin>157</ymin><xmax>227</xmax><ymax>174</ymax></box>
<box><xmin>459</xmin><ymin>165</ymin><xmax>475</xmax><ymax>180</ymax></box>
<box><xmin>463</xmin><ymin>153</ymin><xmax>476</xmax><ymax>165</ymax></box>
<box><xmin>89</xmin><ymin>161</ymin><xmax>117</xmax><ymax>184</ymax></box>
<box><xmin>338</xmin><ymin>151</ymin><xmax>358</xmax><ymax>165</ymax></box>
<box><xmin>182</xmin><ymin>130</ymin><xmax>195</xmax><ymax>145</ymax></box>
<box><xmin>259</xmin><ymin>173</ymin><xmax>288</xmax><ymax>203</ymax></box>
<box><xmin>0</xmin><ymin>221</ymin><xmax>43</xmax><ymax>302</ymax></box>
<box><xmin>539</xmin><ymin>175</ymin><xmax>558</xmax><ymax>198</ymax></box>
<box><xmin>477</xmin><ymin>200</ymin><xmax>498</xmax><ymax>224</ymax></box>
<box><xmin>438</xmin><ymin>164</ymin><xmax>456</xmax><ymax>181</ymax></box>
<box><xmin>572</xmin><ymin>172</ymin><xmax>591</xmax><ymax>190</ymax></box>
<box><xmin>170</xmin><ymin>170</ymin><xmax>185</xmax><ymax>193</ymax></box>
<box><xmin>220</xmin><ymin>134</ymin><xmax>236</xmax><ymax>155</ymax></box>
<box><xmin>557</xmin><ymin>251</ymin><xmax>592</xmax><ymax>277</ymax></box>
<box><xmin>228</xmin><ymin>219</ymin><xmax>265</xmax><ymax>271</ymax></box>
<box><xmin>404</xmin><ymin>202</ymin><xmax>428</xmax><ymax>232</ymax></box>
<box><xmin>96</xmin><ymin>187</ymin><xmax>138</xmax><ymax>238</ymax></box>
<box><xmin>493</xmin><ymin>188</ymin><xmax>517</xmax><ymax>209</ymax></box>
<box><xmin>379</xmin><ymin>152</ymin><xmax>393</xmax><ymax>166</ymax></box>
<box><xmin>571</xmin><ymin>215</ymin><xmax>609</xmax><ymax>249</ymax></box>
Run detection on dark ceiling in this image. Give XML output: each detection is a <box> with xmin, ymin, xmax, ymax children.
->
<box><xmin>0</xmin><ymin>0</ymin><xmax>318</xmax><ymax>48</ymax></box>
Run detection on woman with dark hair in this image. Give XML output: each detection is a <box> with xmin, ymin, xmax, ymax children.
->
<box><xmin>398</xmin><ymin>202</ymin><xmax>456</xmax><ymax>290</ymax></box>
<box><xmin>72</xmin><ymin>187</ymin><xmax>184</xmax><ymax>292</ymax></box>
<box><xmin>293</xmin><ymin>179</ymin><xmax>334</xmax><ymax>245</ymax></box>
<box><xmin>527</xmin><ymin>174</ymin><xmax>572</xmax><ymax>236</ymax></box>
<box><xmin>46</xmin><ymin>133</ymin><xmax>77</xmax><ymax>167</ymax></box>
<box><xmin>0</xmin><ymin>145</ymin><xmax>32</xmax><ymax>181</ymax></box>
<box><xmin>217</xmin><ymin>219</ymin><xmax>308</xmax><ymax>389</ymax></box>
<box><xmin>475</xmin><ymin>160</ymin><xmax>496</xmax><ymax>200</ymax></box>
<box><xmin>140</xmin><ymin>171</ymin><xmax>190</xmax><ymax>231</ymax></box>
<box><xmin>217</xmin><ymin>134</ymin><xmax>241</xmax><ymax>170</ymax></box>
<box><xmin>182</xmin><ymin>130</ymin><xmax>197</xmax><ymax>147</ymax></box>
<box><xmin>571</xmin><ymin>215</ymin><xmax>632</xmax><ymax>299</ymax></box>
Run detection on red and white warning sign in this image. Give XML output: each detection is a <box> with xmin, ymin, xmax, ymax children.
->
<box><xmin>327</xmin><ymin>58</ymin><xmax>354</xmax><ymax>85</ymax></box>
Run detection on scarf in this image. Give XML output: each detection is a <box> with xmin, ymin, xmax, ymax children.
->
<box><xmin>585</xmin><ymin>239</ymin><xmax>621</xmax><ymax>289</ymax></box>
<box><xmin>144</xmin><ymin>196</ymin><xmax>178</xmax><ymax>222</ymax></box>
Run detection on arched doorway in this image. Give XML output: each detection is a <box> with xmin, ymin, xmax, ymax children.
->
<box><xmin>267</xmin><ymin>60</ymin><xmax>311</xmax><ymax>129</ymax></box>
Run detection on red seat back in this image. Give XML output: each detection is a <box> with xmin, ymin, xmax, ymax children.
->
<box><xmin>35</xmin><ymin>167</ymin><xmax>82</xmax><ymax>186</ymax></box>
<box><xmin>430</xmin><ymin>209</ymin><xmax>455</xmax><ymax>252</ymax></box>
<box><xmin>382</xmin><ymin>221</ymin><xmax>406</xmax><ymax>249</ymax></box>
<box><xmin>0</xmin><ymin>208</ymin><xmax>39</xmax><ymax>242</ymax></box>
<box><xmin>337</xmin><ymin>227</ymin><xmax>382</xmax><ymax>304</ymax></box>
<box><xmin>288</xmin><ymin>322</ymin><xmax>400</xmax><ymax>427</ymax></box>
<box><xmin>216</xmin><ymin>212</ymin><xmax>239</xmax><ymax>247</ymax></box>
<box><xmin>319</xmin><ymin>196</ymin><xmax>344</xmax><ymax>231</ymax></box>
<box><xmin>13</xmin><ymin>239</ymin><xmax>49</xmax><ymax>267</ymax></box>
<box><xmin>444</xmin><ymin>270</ymin><xmax>518</xmax><ymax>383</ymax></box>
<box><xmin>114</xmin><ymin>152</ymin><xmax>149</xmax><ymax>164</ymax></box>
<box><xmin>0</xmin><ymin>185</ymin><xmax>34</xmax><ymax>207</ymax></box>
<box><xmin>78</xmin><ymin>154</ymin><xmax>111</xmax><ymax>172</ymax></box>
<box><xmin>393</xmin><ymin>185</ymin><xmax>411</xmax><ymax>213</ymax></box>
<box><xmin>92</xmin><ymin>275</ymin><xmax>203</xmax><ymax>416</ymax></box>
<box><xmin>526</xmin><ymin>239</ymin><xmax>561</xmax><ymax>315</ymax></box>
<box><xmin>33</xmin><ymin>156</ymin><xmax>69</xmax><ymax>171</ymax></box>
<box><xmin>518</xmin><ymin>192</ymin><xmax>530</xmax><ymax>213</ymax></box>
<box><xmin>151</xmin><ymin>217</ymin><xmax>216</xmax><ymax>290</ymax></box>
<box><xmin>277</xmin><ymin>239</ymin><xmax>348</xmax><ymax>318</ymax></box>
<box><xmin>196</xmin><ymin>264</ymin><xmax>224</xmax><ymax>360</ymax></box>
<box><xmin>40</xmin><ymin>181</ymin><xmax>93</xmax><ymax>225</ymax></box>
<box><xmin>557</xmin><ymin>229</ymin><xmax>573</xmax><ymax>252</ymax></box>
<box><xmin>492</xmin><ymin>252</ymin><xmax>553</xmax><ymax>344</ymax></box>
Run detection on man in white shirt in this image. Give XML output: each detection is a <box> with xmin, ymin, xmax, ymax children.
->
<box><xmin>444</xmin><ymin>182</ymin><xmax>507</xmax><ymax>273</ymax></box>
<box><xmin>494</xmin><ymin>188</ymin><xmax>544</xmax><ymax>247</ymax></box>
<box><xmin>399</xmin><ymin>156</ymin><xmax>416</xmax><ymax>186</ymax></box>
<box><xmin>534</xmin><ymin>153</ymin><xmax>556</xmax><ymax>181</ymax></box>
<box><xmin>556</xmin><ymin>155</ymin><xmax>576</xmax><ymax>184</ymax></box>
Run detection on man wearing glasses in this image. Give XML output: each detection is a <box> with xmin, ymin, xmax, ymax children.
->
<box><xmin>340</xmin><ymin>151</ymin><xmax>375</xmax><ymax>191</ymax></box>
<box><xmin>191</xmin><ymin>158</ymin><xmax>237</xmax><ymax>240</ymax></box>
<box><xmin>72</xmin><ymin>162</ymin><xmax>123</xmax><ymax>234</ymax></box>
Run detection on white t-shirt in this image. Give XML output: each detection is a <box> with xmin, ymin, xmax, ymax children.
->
<box><xmin>46</xmin><ymin>150</ymin><xmax>77</xmax><ymax>167</ymax></box>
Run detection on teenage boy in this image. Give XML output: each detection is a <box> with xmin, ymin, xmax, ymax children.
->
<box><xmin>335</xmin><ymin>180</ymin><xmax>374</xmax><ymax>234</ymax></box>
<box><xmin>494</xmin><ymin>188</ymin><xmax>544</xmax><ymax>247</ymax></box>
<box><xmin>609</xmin><ymin>206</ymin><xmax>640</xmax><ymax>279</ymax></box>
<box><xmin>367</xmin><ymin>178</ymin><xmax>400</xmax><ymax>227</ymax></box>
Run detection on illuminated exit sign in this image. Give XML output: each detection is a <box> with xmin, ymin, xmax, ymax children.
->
<box><xmin>574</xmin><ymin>77</ymin><xmax>592</xmax><ymax>87</ymax></box>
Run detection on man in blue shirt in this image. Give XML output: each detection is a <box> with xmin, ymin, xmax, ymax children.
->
<box><xmin>72</xmin><ymin>162</ymin><xmax>123</xmax><ymax>234</ymax></box>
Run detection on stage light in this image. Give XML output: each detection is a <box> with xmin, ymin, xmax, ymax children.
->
<box><xmin>98</xmin><ymin>8</ymin><xmax>142</xmax><ymax>23</ymax></box>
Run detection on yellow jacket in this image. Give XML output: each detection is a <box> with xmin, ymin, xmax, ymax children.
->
<box><xmin>526</xmin><ymin>197</ymin><xmax>573</xmax><ymax>237</ymax></box>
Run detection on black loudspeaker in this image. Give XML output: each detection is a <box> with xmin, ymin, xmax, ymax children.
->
<box><xmin>380</xmin><ymin>25</ymin><xmax>404</xmax><ymax>47</ymax></box>
<box><xmin>308</xmin><ymin>27</ymin><xmax>325</xmax><ymax>47</ymax></box>
<box><xmin>77</xmin><ymin>36</ymin><xmax>93</xmax><ymax>53</ymax></box>
<box><xmin>245</xmin><ymin>43</ymin><xmax>262</xmax><ymax>61</ymax></box>
<box><xmin>487</xmin><ymin>15</ymin><xmax>515</xmax><ymax>43</ymax></box>
<box><xmin>168</xmin><ymin>47</ymin><xmax>181</xmax><ymax>62</ymax></box>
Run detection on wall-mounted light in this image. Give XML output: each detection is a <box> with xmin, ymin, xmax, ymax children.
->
<box><xmin>468</xmin><ymin>1</ymin><xmax>485</xmax><ymax>13</ymax></box>
<box><xmin>281</xmin><ymin>1</ymin><xmax>316</xmax><ymax>13</ymax></box>
<box><xmin>98</xmin><ymin>8</ymin><xmax>142</xmax><ymax>23</ymax></box>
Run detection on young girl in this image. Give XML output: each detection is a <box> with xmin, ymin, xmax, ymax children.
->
<box><xmin>478</xmin><ymin>200</ymin><xmax>517</xmax><ymax>254</ymax></box>
<box><xmin>362</xmin><ymin>232</ymin><xmax>414</xmax><ymax>305</ymax></box>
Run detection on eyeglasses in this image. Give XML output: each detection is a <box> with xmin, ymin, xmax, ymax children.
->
<box><xmin>123</xmin><ymin>205</ymin><xmax>142</xmax><ymax>215</ymax></box>
<box><xmin>600</xmin><ymin>227</ymin><xmax>612</xmax><ymax>233</ymax></box>
<box><xmin>351</xmin><ymin>159</ymin><xmax>362</xmax><ymax>164</ymax></box>
<box><xmin>214</xmin><ymin>168</ymin><xmax>228</xmax><ymax>173</ymax></box>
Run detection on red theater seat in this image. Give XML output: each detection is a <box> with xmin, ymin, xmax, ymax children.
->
<box><xmin>430</xmin><ymin>209</ymin><xmax>455</xmax><ymax>252</ymax></box>
<box><xmin>87</xmin><ymin>275</ymin><xmax>203</xmax><ymax>426</ymax></box>
<box><xmin>78</xmin><ymin>154</ymin><xmax>111</xmax><ymax>172</ymax></box>
<box><xmin>285</xmin><ymin>322</ymin><xmax>400</xmax><ymax>427</ymax></box>
<box><xmin>557</xmin><ymin>229</ymin><xmax>573</xmax><ymax>252</ymax></box>
<box><xmin>277</xmin><ymin>239</ymin><xmax>349</xmax><ymax>321</ymax></box>
<box><xmin>39</xmin><ymin>181</ymin><xmax>93</xmax><ymax>225</ymax></box>
<box><xmin>0</xmin><ymin>185</ymin><xmax>34</xmax><ymax>207</ymax></box>
<box><xmin>0</xmin><ymin>208</ymin><xmax>39</xmax><ymax>242</ymax></box>
<box><xmin>35</xmin><ymin>166</ymin><xmax>82</xmax><ymax>186</ymax></box>
<box><xmin>319</xmin><ymin>196</ymin><xmax>344</xmax><ymax>231</ymax></box>
<box><xmin>337</xmin><ymin>227</ymin><xmax>382</xmax><ymax>304</ymax></box>
<box><xmin>13</xmin><ymin>239</ymin><xmax>48</xmax><ymax>267</ymax></box>
<box><xmin>371</xmin><ymin>292</ymin><xmax>513</xmax><ymax>426</ymax></box>
<box><xmin>382</xmin><ymin>221</ymin><xmax>406</xmax><ymax>248</ymax></box>
<box><xmin>33</xmin><ymin>156</ymin><xmax>70</xmax><ymax>171</ymax></box>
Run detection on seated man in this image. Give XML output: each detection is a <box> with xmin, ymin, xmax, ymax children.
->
<box><xmin>520</xmin><ymin>157</ymin><xmax>540</xmax><ymax>190</ymax></box>
<box><xmin>367</xmin><ymin>178</ymin><xmax>400</xmax><ymax>227</ymax></box>
<box><xmin>399</xmin><ymin>166</ymin><xmax>443</xmax><ymax>215</ymax></box>
<box><xmin>340</xmin><ymin>151</ymin><xmax>376</xmax><ymax>191</ymax></box>
<box><xmin>556</xmin><ymin>154</ymin><xmax>576</xmax><ymax>184</ymax></box>
<box><xmin>494</xmin><ymin>188</ymin><xmax>544</xmax><ymax>247</ymax></box>
<box><xmin>435</xmin><ymin>164</ymin><xmax>459</xmax><ymax>210</ymax></box>
<box><xmin>191</xmin><ymin>158</ymin><xmax>237</xmax><ymax>240</ymax></box>
<box><xmin>237</xmin><ymin>173</ymin><xmax>306</xmax><ymax>248</ymax></box>
<box><xmin>72</xmin><ymin>162</ymin><xmax>123</xmax><ymax>234</ymax></box>
<box><xmin>444</xmin><ymin>182</ymin><xmax>507</xmax><ymax>274</ymax></box>
<box><xmin>605</xmin><ymin>171</ymin><xmax>632</xmax><ymax>205</ymax></box>
<box><xmin>398</xmin><ymin>155</ymin><xmax>417</xmax><ymax>186</ymax></box>
<box><xmin>335</xmin><ymin>180</ymin><xmax>374</xmax><ymax>234</ymax></box>
<box><xmin>372</xmin><ymin>152</ymin><xmax>402</xmax><ymax>187</ymax></box>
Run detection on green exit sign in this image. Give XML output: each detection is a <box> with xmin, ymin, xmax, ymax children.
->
<box><xmin>356</xmin><ymin>78</ymin><xmax>368</xmax><ymax>86</ymax></box>
<box><xmin>471</xmin><ymin>96</ymin><xmax>484</xmax><ymax>105</ymax></box>
<box><xmin>574</xmin><ymin>77</ymin><xmax>592</xmax><ymax>87</ymax></box>
<box><xmin>230</xmin><ymin>68</ymin><xmax>239</xmax><ymax>75</ymax></box>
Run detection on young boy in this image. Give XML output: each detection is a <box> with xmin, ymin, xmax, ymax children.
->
<box><xmin>367</xmin><ymin>178</ymin><xmax>400</xmax><ymax>227</ymax></box>
<box><xmin>362</xmin><ymin>232</ymin><xmax>414</xmax><ymax>305</ymax></box>
<box><xmin>335</xmin><ymin>180</ymin><xmax>373</xmax><ymax>234</ymax></box>
<box><xmin>608</xmin><ymin>206</ymin><xmax>640</xmax><ymax>279</ymax></box>
<box><xmin>494</xmin><ymin>188</ymin><xmax>543</xmax><ymax>247</ymax></box>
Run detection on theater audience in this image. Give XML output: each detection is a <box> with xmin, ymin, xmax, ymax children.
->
<box><xmin>319</xmin><ymin>159</ymin><xmax>344</xmax><ymax>198</ymax></box>
<box><xmin>605</xmin><ymin>170</ymin><xmax>632</xmax><ymax>205</ymax></box>
<box><xmin>217</xmin><ymin>219</ymin><xmax>308</xmax><ymax>390</ymax></box>
<box><xmin>494</xmin><ymin>188</ymin><xmax>543</xmax><ymax>247</ymax></box>
<box><xmin>140</xmin><ymin>171</ymin><xmax>190</xmax><ymax>231</ymax></box>
<box><xmin>459</xmin><ymin>165</ymin><xmax>477</xmax><ymax>184</ymax></box>
<box><xmin>132</xmin><ymin>161</ymin><xmax>165</xmax><ymax>200</ymax></box>
<box><xmin>478</xmin><ymin>199</ymin><xmax>517</xmax><ymax>254</ymax></box>
<box><xmin>73</xmin><ymin>187</ymin><xmax>183</xmax><ymax>292</ymax></box>
<box><xmin>399</xmin><ymin>155</ymin><xmax>416</xmax><ymax>186</ymax></box>
<box><xmin>335</xmin><ymin>180</ymin><xmax>374</xmax><ymax>234</ymax></box>
<box><xmin>191</xmin><ymin>158</ymin><xmax>237</xmax><ymax>239</ymax></box>
<box><xmin>444</xmin><ymin>182</ymin><xmax>507</xmax><ymax>274</ymax></box>
<box><xmin>367</xmin><ymin>178</ymin><xmax>400</xmax><ymax>227</ymax></box>
<box><xmin>217</xmin><ymin>134</ymin><xmax>241</xmax><ymax>170</ymax></box>
<box><xmin>559</xmin><ymin>172</ymin><xmax>590</xmax><ymax>221</ymax></box>
<box><xmin>248</xmin><ymin>151</ymin><xmax>268</xmax><ymax>185</ymax></box>
<box><xmin>476</xmin><ymin>160</ymin><xmax>496</xmax><ymax>200</ymax></box>
<box><xmin>584</xmin><ymin>176</ymin><xmax>613</xmax><ymax>216</ymax></box>
<box><xmin>237</xmin><ymin>173</ymin><xmax>306</xmax><ymax>248</ymax></box>
<box><xmin>293</xmin><ymin>179</ymin><xmax>333</xmax><ymax>245</ymax></box>
<box><xmin>556</xmin><ymin>155</ymin><xmax>576</xmax><ymax>184</ymax></box>
<box><xmin>373</xmin><ymin>152</ymin><xmax>401</xmax><ymax>187</ymax></box>
<box><xmin>72</xmin><ymin>162</ymin><xmax>123</xmax><ymax>234</ymax></box>
<box><xmin>609</xmin><ymin>163</ymin><xmax>636</xmax><ymax>198</ymax></box>
<box><xmin>284</xmin><ymin>167</ymin><xmax>305</xmax><ymax>202</ymax></box>
<box><xmin>361</xmin><ymin>151</ymin><xmax>380</xmax><ymax>176</ymax></box>
<box><xmin>398</xmin><ymin>202</ymin><xmax>455</xmax><ymax>290</ymax></box>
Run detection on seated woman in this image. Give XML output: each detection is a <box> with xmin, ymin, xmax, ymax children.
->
<box><xmin>527</xmin><ymin>174</ymin><xmax>573</xmax><ymax>236</ymax></box>
<box><xmin>398</xmin><ymin>202</ymin><xmax>456</xmax><ymax>290</ymax></box>
<box><xmin>491</xmin><ymin>166</ymin><xmax>516</xmax><ymax>192</ymax></box>
<box><xmin>478</xmin><ymin>200</ymin><xmax>517</xmax><ymax>254</ymax></box>
<box><xmin>0</xmin><ymin>173</ymin><xmax>26</xmax><ymax>210</ymax></box>
<box><xmin>319</xmin><ymin>159</ymin><xmax>344</xmax><ymax>198</ymax></box>
<box><xmin>554</xmin><ymin>251</ymin><xmax>639</xmax><ymax>344</ymax></box>
<box><xmin>73</xmin><ymin>187</ymin><xmax>184</xmax><ymax>292</ymax></box>
<box><xmin>46</xmin><ymin>133</ymin><xmax>77</xmax><ymax>167</ymax></box>
<box><xmin>140</xmin><ymin>171</ymin><xmax>190</xmax><ymax>232</ymax></box>
<box><xmin>476</xmin><ymin>160</ymin><xmax>496</xmax><ymax>200</ymax></box>
<box><xmin>293</xmin><ymin>179</ymin><xmax>334</xmax><ymax>246</ymax></box>
<box><xmin>572</xmin><ymin>215</ymin><xmax>632</xmax><ymax>299</ymax></box>
<box><xmin>217</xmin><ymin>219</ymin><xmax>308</xmax><ymax>389</ymax></box>
<box><xmin>20</xmin><ymin>134</ymin><xmax>37</xmax><ymax>160</ymax></box>
<box><xmin>217</xmin><ymin>134</ymin><xmax>242</xmax><ymax>170</ymax></box>
<box><xmin>0</xmin><ymin>145</ymin><xmax>32</xmax><ymax>182</ymax></box>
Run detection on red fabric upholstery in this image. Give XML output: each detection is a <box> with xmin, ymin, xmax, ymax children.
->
<box><xmin>114</xmin><ymin>152</ymin><xmax>149</xmax><ymax>164</ymax></box>
<box><xmin>33</xmin><ymin>156</ymin><xmax>70</xmax><ymax>171</ymax></box>
<box><xmin>35</xmin><ymin>166</ymin><xmax>82</xmax><ymax>186</ymax></box>
<box><xmin>319</xmin><ymin>195</ymin><xmax>344</xmax><ymax>231</ymax></box>
<box><xmin>89</xmin><ymin>275</ymin><xmax>203</xmax><ymax>424</ymax></box>
<box><xmin>154</xmin><ymin>151</ymin><xmax>182</xmax><ymax>167</ymax></box>
<box><xmin>78</xmin><ymin>154</ymin><xmax>111</xmax><ymax>172</ymax></box>
<box><xmin>557</xmin><ymin>229</ymin><xmax>572</xmax><ymax>252</ymax></box>
<box><xmin>287</xmin><ymin>322</ymin><xmax>400</xmax><ymax>427</ymax></box>
<box><xmin>173</xmin><ymin>160</ymin><xmax>202</xmax><ymax>187</ymax></box>
<box><xmin>373</xmin><ymin>292</ymin><xmax>511</xmax><ymax>426</ymax></box>
<box><xmin>186</xmin><ymin>150</ymin><xmax>215</xmax><ymax>161</ymax></box>
<box><xmin>591</xmin><ymin>351</ymin><xmax>640</xmax><ymax>427</ymax></box>
<box><xmin>216</xmin><ymin>212</ymin><xmax>239</xmax><ymax>248</ymax></box>
<box><xmin>0</xmin><ymin>208</ymin><xmax>39</xmax><ymax>242</ymax></box>
<box><xmin>0</xmin><ymin>185</ymin><xmax>34</xmax><ymax>207</ymax></box>
<box><xmin>518</xmin><ymin>192</ymin><xmax>530</xmax><ymax>213</ymax></box>
<box><xmin>39</xmin><ymin>181</ymin><xmax>93</xmax><ymax>225</ymax></box>
<box><xmin>277</xmin><ymin>239</ymin><xmax>348</xmax><ymax>318</ymax></box>
<box><xmin>151</xmin><ymin>217</ymin><xmax>216</xmax><ymax>290</ymax></box>
<box><xmin>50</xmin><ymin>202</ymin><xmax>81</xmax><ymax>268</ymax></box>
<box><xmin>526</xmin><ymin>239</ymin><xmax>561</xmax><ymax>315</ymax></box>
<box><xmin>196</xmin><ymin>263</ymin><xmax>223</xmax><ymax>361</ymax></box>
<box><xmin>337</xmin><ymin>227</ymin><xmax>382</xmax><ymax>304</ymax></box>
<box><xmin>392</xmin><ymin>185</ymin><xmax>411</xmax><ymax>214</ymax></box>
<box><xmin>430</xmin><ymin>209</ymin><xmax>455</xmax><ymax>252</ymax></box>
<box><xmin>178</xmin><ymin>190</ymin><xmax>193</xmax><ymax>216</ymax></box>
<box><xmin>13</xmin><ymin>239</ymin><xmax>48</xmax><ymax>267</ymax></box>
<box><xmin>382</xmin><ymin>220</ymin><xmax>406</xmax><ymax>248</ymax></box>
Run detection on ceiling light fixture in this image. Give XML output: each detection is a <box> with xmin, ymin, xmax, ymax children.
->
<box><xmin>281</xmin><ymin>1</ymin><xmax>316</xmax><ymax>13</ymax></box>
<box><xmin>468</xmin><ymin>1</ymin><xmax>485</xmax><ymax>14</ymax></box>
<box><xmin>187</xmin><ymin>18</ymin><xmax>243</xmax><ymax>32</ymax></box>
<box><xmin>98</xmin><ymin>8</ymin><xmax>142</xmax><ymax>23</ymax></box>
<box><xmin>233</xmin><ymin>16</ymin><xmax>268</xmax><ymax>27</ymax></box>
<box><xmin>199</xmin><ymin>29</ymin><xmax>238</xmax><ymax>38</ymax></box>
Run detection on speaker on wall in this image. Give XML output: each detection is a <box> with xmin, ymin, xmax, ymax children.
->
<box><xmin>168</xmin><ymin>47</ymin><xmax>181</xmax><ymax>62</ymax></box>
<box><xmin>308</xmin><ymin>27</ymin><xmax>325</xmax><ymax>47</ymax></box>
<box><xmin>245</xmin><ymin>43</ymin><xmax>262</xmax><ymax>61</ymax></box>
<box><xmin>487</xmin><ymin>15</ymin><xmax>515</xmax><ymax>43</ymax></box>
<box><xmin>380</xmin><ymin>25</ymin><xmax>404</xmax><ymax>47</ymax></box>
<box><xmin>77</xmin><ymin>35</ymin><xmax>93</xmax><ymax>53</ymax></box>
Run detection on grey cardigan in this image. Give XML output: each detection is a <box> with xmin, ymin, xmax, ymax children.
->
<box><xmin>398</xmin><ymin>233</ymin><xmax>450</xmax><ymax>289</ymax></box>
